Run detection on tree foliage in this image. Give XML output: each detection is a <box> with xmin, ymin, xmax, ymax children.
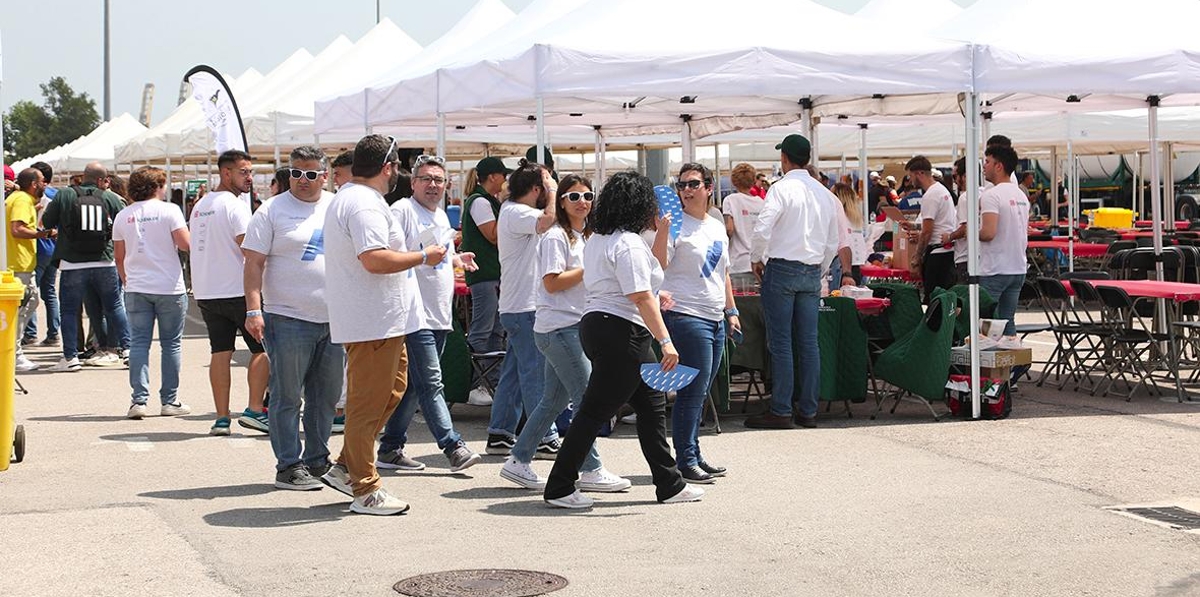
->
<box><xmin>3</xmin><ymin>77</ymin><xmax>101</xmax><ymax>162</ymax></box>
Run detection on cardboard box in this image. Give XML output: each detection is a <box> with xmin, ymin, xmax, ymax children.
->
<box><xmin>950</xmin><ymin>347</ymin><xmax>1033</xmax><ymax>369</ymax></box>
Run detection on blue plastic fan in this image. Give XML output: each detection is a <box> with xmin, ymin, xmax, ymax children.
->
<box><xmin>639</xmin><ymin>363</ymin><xmax>700</xmax><ymax>392</ymax></box>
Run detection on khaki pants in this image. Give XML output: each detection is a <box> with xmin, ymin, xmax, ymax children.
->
<box><xmin>338</xmin><ymin>336</ymin><xmax>408</xmax><ymax>497</ymax></box>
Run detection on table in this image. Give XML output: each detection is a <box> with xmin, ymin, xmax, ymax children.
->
<box><xmin>860</xmin><ymin>264</ymin><xmax>912</xmax><ymax>281</ymax></box>
<box><xmin>1026</xmin><ymin>240</ymin><xmax>1110</xmax><ymax>258</ymax></box>
<box><xmin>1134</xmin><ymin>220</ymin><xmax>1190</xmax><ymax>230</ymax></box>
<box><xmin>1118</xmin><ymin>231</ymin><xmax>1179</xmax><ymax>242</ymax></box>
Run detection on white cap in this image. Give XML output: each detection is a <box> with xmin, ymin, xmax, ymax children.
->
<box><xmin>869</xmin><ymin>171</ymin><xmax>880</xmax><ymax>179</ymax></box>
<box><xmin>932</xmin><ymin>170</ymin><xmax>943</xmax><ymax>179</ymax></box>
<box><xmin>885</xmin><ymin>175</ymin><xmax>896</xmax><ymax>183</ymax></box>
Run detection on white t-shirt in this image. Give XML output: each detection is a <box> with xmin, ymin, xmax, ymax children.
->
<box><xmin>721</xmin><ymin>192</ymin><xmax>763</xmax><ymax>274</ymax></box>
<box><xmin>838</xmin><ymin>206</ymin><xmax>869</xmax><ymax>266</ymax></box>
<box><xmin>979</xmin><ymin>182</ymin><xmax>1031</xmax><ymax>276</ymax></box>
<box><xmin>189</xmin><ymin>190</ymin><xmax>251</xmax><ymax>300</ymax></box>
<box><xmin>534</xmin><ymin>227</ymin><xmax>586</xmax><ymax>334</ymax></box>
<box><xmin>323</xmin><ymin>182</ymin><xmax>422</xmax><ymax>344</ymax></box>
<box><xmin>469</xmin><ymin>196</ymin><xmax>496</xmax><ymax>226</ymax></box>
<box><xmin>583</xmin><ymin>231</ymin><xmax>663</xmax><ymax>329</ymax></box>
<box><xmin>918</xmin><ymin>182</ymin><xmax>957</xmax><ymax>255</ymax></box>
<box><xmin>392</xmin><ymin>197</ymin><xmax>456</xmax><ymax>331</ymax></box>
<box><xmin>662</xmin><ymin>214</ymin><xmax>729</xmax><ymax>322</ymax></box>
<box><xmin>954</xmin><ymin>196</ymin><xmax>969</xmax><ymax>265</ymax></box>
<box><xmin>111</xmin><ymin>200</ymin><xmax>186</xmax><ymax>295</ymax></box>
<box><xmin>241</xmin><ymin>191</ymin><xmax>333</xmax><ymax>324</ymax></box>
<box><xmin>497</xmin><ymin>201</ymin><xmax>543</xmax><ymax>314</ymax></box>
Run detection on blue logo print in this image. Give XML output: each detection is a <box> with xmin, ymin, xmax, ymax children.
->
<box><xmin>301</xmin><ymin>229</ymin><xmax>324</xmax><ymax>262</ymax></box>
<box><xmin>701</xmin><ymin>241</ymin><xmax>723</xmax><ymax>278</ymax></box>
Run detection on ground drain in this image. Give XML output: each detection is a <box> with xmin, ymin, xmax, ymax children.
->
<box><xmin>394</xmin><ymin>569</ymin><xmax>568</xmax><ymax>597</ymax></box>
<box><xmin>1113</xmin><ymin>506</ymin><xmax>1200</xmax><ymax>530</ymax></box>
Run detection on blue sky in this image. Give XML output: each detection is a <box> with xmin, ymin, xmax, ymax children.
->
<box><xmin>0</xmin><ymin>0</ymin><xmax>970</xmax><ymax>125</ymax></box>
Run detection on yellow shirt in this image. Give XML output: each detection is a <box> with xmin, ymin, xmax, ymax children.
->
<box><xmin>5</xmin><ymin>191</ymin><xmax>38</xmax><ymax>273</ymax></box>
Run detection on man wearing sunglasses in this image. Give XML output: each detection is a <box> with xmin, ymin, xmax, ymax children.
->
<box><xmin>460</xmin><ymin>156</ymin><xmax>512</xmax><ymax>404</ymax></box>
<box><xmin>376</xmin><ymin>155</ymin><xmax>483</xmax><ymax>474</ymax></box>
<box><xmin>242</xmin><ymin>146</ymin><xmax>342</xmax><ymax>491</ymax></box>
<box><xmin>320</xmin><ymin>135</ymin><xmax>446</xmax><ymax>515</ymax></box>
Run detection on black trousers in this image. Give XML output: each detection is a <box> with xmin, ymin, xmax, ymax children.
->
<box><xmin>921</xmin><ymin>249</ymin><xmax>957</xmax><ymax>304</ymax></box>
<box><xmin>544</xmin><ymin>312</ymin><xmax>686</xmax><ymax>502</ymax></box>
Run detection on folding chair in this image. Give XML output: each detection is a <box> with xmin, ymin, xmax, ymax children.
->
<box><xmin>1093</xmin><ymin>285</ymin><xmax>1184</xmax><ymax>401</ymax></box>
<box><xmin>469</xmin><ymin>349</ymin><xmax>506</xmax><ymax>396</ymax></box>
<box><xmin>1034</xmin><ymin>277</ymin><xmax>1108</xmax><ymax>390</ymax></box>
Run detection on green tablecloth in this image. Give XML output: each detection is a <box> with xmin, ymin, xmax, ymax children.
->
<box><xmin>729</xmin><ymin>295</ymin><xmax>869</xmax><ymax>404</ymax></box>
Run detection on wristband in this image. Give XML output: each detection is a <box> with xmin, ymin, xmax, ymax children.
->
<box><xmin>420</xmin><ymin>249</ymin><xmax>428</xmax><ymax>265</ymax></box>
<box><xmin>246</xmin><ymin>310</ymin><xmax>262</xmax><ymax>317</ymax></box>
<box><xmin>724</xmin><ymin>307</ymin><xmax>739</xmax><ymax>317</ymax></box>
<box><xmin>659</xmin><ymin>337</ymin><xmax>673</xmax><ymax>347</ymax></box>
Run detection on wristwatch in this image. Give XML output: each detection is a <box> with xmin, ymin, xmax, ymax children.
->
<box><xmin>724</xmin><ymin>307</ymin><xmax>739</xmax><ymax>317</ymax></box>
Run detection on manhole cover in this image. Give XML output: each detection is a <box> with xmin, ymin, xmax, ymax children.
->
<box><xmin>394</xmin><ymin>569</ymin><xmax>568</xmax><ymax>597</ymax></box>
<box><xmin>1115</xmin><ymin>506</ymin><xmax>1200</xmax><ymax>530</ymax></box>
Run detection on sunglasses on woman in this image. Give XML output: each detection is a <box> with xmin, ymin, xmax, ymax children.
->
<box><xmin>289</xmin><ymin>168</ymin><xmax>325</xmax><ymax>181</ymax></box>
<box><xmin>563</xmin><ymin>191</ymin><xmax>594</xmax><ymax>202</ymax></box>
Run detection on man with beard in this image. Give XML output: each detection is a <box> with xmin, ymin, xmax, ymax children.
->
<box><xmin>189</xmin><ymin>150</ymin><xmax>269</xmax><ymax>436</ymax></box>
<box><xmin>487</xmin><ymin>161</ymin><xmax>558</xmax><ymax>456</ymax></box>
<box><xmin>8</xmin><ymin>168</ymin><xmax>51</xmax><ymax>372</ymax></box>
<box><xmin>319</xmin><ymin>135</ymin><xmax>445</xmax><ymax>515</ymax></box>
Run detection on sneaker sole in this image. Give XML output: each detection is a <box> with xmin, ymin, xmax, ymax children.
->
<box><xmin>375</xmin><ymin>460</ymin><xmax>426</xmax><ymax>471</ymax></box>
<box><xmin>663</xmin><ymin>490</ymin><xmax>705</xmax><ymax>504</ymax></box>
<box><xmin>681</xmin><ymin>475</ymin><xmax>716</xmax><ymax>485</ymax></box>
<box><xmin>274</xmin><ymin>481</ymin><xmax>324</xmax><ymax>491</ymax></box>
<box><xmin>545</xmin><ymin>496</ymin><xmax>593</xmax><ymax>509</ymax></box>
<box><xmin>127</xmin><ymin>413</ymin><xmax>146</xmax><ymax>420</ymax></box>
<box><xmin>349</xmin><ymin>502</ymin><xmax>410</xmax><ymax>516</ymax></box>
<box><xmin>161</xmin><ymin>410</ymin><xmax>191</xmax><ymax>417</ymax></box>
<box><xmin>499</xmin><ymin>468</ymin><xmax>546</xmax><ymax>490</ymax></box>
<box><xmin>237</xmin><ymin>419</ymin><xmax>270</xmax><ymax>433</ymax></box>
<box><xmin>578</xmin><ymin>481</ymin><xmax>632</xmax><ymax>493</ymax></box>
<box><xmin>533</xmin><ymin>451</ymin><xmax>558</xmax><ymax>461</ymax></box>
<box><xmin>331</xmin><ymin>427</ymin><xmax>345</xmax><ymax>434</ymax></box>
<box><xmin>319</xmin><ymin>476</ymin><xmax>354</xmax><ymax>497</ymax></box>
<box><xmin>449</xmin><ymin>453</ymin><xmax>482</xmax><ymax>473</ymax></box>
<box><xmin>210</xmin><ymin>427</ymin><xmax>231</xmax><ymax>436</ymax></box>
<box><xmin>49</xmin><ymin>367</ymin><xmax>81</xmax><ymax>373</ymax></box>
<box><xmin>485</xmin><ymin>445</ymin><xmax>513</xmax><ymax>456</ymax></box>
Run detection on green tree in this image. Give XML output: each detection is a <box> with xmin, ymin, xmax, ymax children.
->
<box><xmin>3</xmin><ymin>77</ymin><xmax>101</xmax><ymax>162</ymax></box>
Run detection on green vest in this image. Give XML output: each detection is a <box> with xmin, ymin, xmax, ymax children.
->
<box><xmin>461</xmin><ymin>186</ymin><xmax>501</xmax><ymax>285</ymax></box>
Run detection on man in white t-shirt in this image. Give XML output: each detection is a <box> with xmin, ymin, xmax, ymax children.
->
<box><xmin>189</xmin><ymin>150</ymin><xmax>269</xmax><ymax>436</ymax></box>
<box><xmin>489</xmin><ymin>162</ymin><xmax>558</xmax><ymax>456</ymax></box>
<box><xmin>374</xmin><ymin>155</ymin><xmax>483</xmax><ymax>473</ymax></box>
<box><xmin>978</xmin><ymin>144</ymin><xmax>1031</xmax><ymax>339</ymax></box>
<box><xmin>241</xmin><ymin>146</ymin><xmax>342</xmax><ymax>491</ymax></box>
<box><xmin>904</xmin><ymin>155</ymin><xmax>958</xmax><ymax>303</ymax></box>
<box><xmin>318</xmin><ymin>135</ymin><xmax>446</xmax><ymax>516</ymax></box>
<box><xmin>721</xmin><ymin>162</ymin><xmax>764</xmax><ymax>287</ymax></box>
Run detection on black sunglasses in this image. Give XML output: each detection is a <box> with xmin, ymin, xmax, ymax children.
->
<box><xmin>289</xmin><ymin>168</ymin><xmax>325</xmax><ymax>181</ymax></box>
<box><xmin>675</xmin><ymin>180</ymin><xmax>708</xmax><ymax>191</ymax></box>
<box><xmin>564</xmin><ymin>191</ymin><xmax>594</xmax><ymax>202</ymax></box>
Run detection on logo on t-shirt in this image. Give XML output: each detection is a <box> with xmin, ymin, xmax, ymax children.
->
<box><xmin>301</xmin><ymin>229</ymin><xmax>324</xmax><ymax>262</ymax></box>
<box><xmin>701</xmin><ymin>241</ymin><xmax>724</xmax><ymax>279</ymax></box>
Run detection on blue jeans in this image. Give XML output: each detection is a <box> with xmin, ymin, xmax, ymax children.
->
<box><xmin>125</xmin><ymin>292</ymin><xmax>187</xmax><ymax>405</ymax></box>
<box><xmin>663</xmin><ymin>312</ymin><xmax>724</xmax><ymax>468</ymax></box>
<box><xmin>513</xmin><ymin>325</ymin><xmax>601</xmax><ymax>469</ymax></box>
<box><xmin>761</xmin><ymin>259</ymin><xmax>822</xmax><ymax>418</ymax></box>
<box><xmin>263</xmin><ymin>313</ymin><xmax>344</xmax><ymax>472</ymax></box>
<box><xmin>23</xmin><ymin>258</ymin><xmax>59</xmax><ymax>341</ymax></box>
<box><xmin>980</xmin><ymin>274</ymin><xmax>1026</xmax><ymax>336</ymax></box>
<box><xmin>489</xmin><ymin>311</ymin><xmax>554</xmax><ymax>441</ymax></box>
<box><xmin>467</xmin><ymin>280</ymin><xmax>504</xmax><ymax>387</ymax></box>
<box><xmin>378</xmin><ymin>329</ymin><xmax>462</xmax><ymax>456</ymax></box>
<box><xmin>60</xmin><ymin>266</ymin><xmax>129</xmax><ymax>361</ymax></box>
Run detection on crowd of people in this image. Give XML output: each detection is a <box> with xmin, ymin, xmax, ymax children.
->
<box><xmin>5</xmin><ymin>129</ymin><xmax>1032</xmax><ymax>515</ymax></box>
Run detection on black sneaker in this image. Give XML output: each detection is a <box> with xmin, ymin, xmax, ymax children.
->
<box><xmin>485</xmin><ymin>433</ymin><xmax>515</xmax><ymax>456</ymax></box>
<box><xmin>680</xmin><ymin>464</ymin><xmax>716</xmax><ymax>484</ymax></box>
<box><xmin>534</xmin><ymin>437</ymin><xmax>561</xmax><ymax>460</ymax></box>
<box><xmin>698</xmin><ymin>460</ymin><xmax>727</xmax><ymax>477</ymax></box>
<box><xmin>307</xmin><ymin>460</ymin><xmax>332</xmax><ymax>478</ymax></box>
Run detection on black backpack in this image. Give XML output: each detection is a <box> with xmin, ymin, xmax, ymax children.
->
<box><xmin>70</xmin><ymin>185</ymin><xmax>112</xmax><ymax>256</ymax></box>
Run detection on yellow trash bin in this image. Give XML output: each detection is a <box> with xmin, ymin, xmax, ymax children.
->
<box><xmin>0</xmin><ymin>270</ymin><xmax>29</xmax><ymax>471</ymax></box>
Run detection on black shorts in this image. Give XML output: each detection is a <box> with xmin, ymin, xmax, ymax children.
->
<box><xmin>197</xmin><ymin>296</ymin><xmax>265</xmax><ymax>354</ymax></box>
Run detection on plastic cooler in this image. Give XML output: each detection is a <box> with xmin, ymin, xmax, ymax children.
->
<box><xmin>0</xmin><ymin>271</ymin><xmax>28</xmax><ymax>470</ymax></box>
<box><xmin>1091</xmin><ymin>207</ymin><xmax>1135</xmax><ymax>229</ymax></box>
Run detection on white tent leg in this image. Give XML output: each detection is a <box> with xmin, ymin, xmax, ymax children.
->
<box><xmin>1149</xmin><ymin>96</ymin><xmax>1164</xmax><ymax>280</ymax></box>
<box><xmin>1049</xmin><ymin>146</ymin><xmax>1059</xmax><ymax>222</ymax></box>
<box><xmin>681</xmin><ymin>120</ymin><xmax>694</xmax><ymax>164</ymax></box>
<box><xmin>436</xmin><ymin>112</ymin><xmax>446</xmax><ymax>160</ymax></box>
<box><xmin>597</xmin><ymin>129</ymin><xmax>607</xmax><ymax>184</ymax></box>
<box><xmin>1065</xmin><ymin>115</ymin><xmax>1074</xmax><ymax>272</ymax></box>
<box><xmin>800</xmin><ymin>98</ymin><xmax>812</xmax><ymax>139</ymax></box>
<box><xmin>965</xmin><ymin>91</ymin><xmax>982</xmax><ymax>420</ymax></box>
<box><xmin>858</xmin><ymin>124</ymin><xmax>869</xmax><ymax>233</ymax></box>
<box><xmin>535</xmin><ymin>97</ymin><xmax>546</xmax><ymax>165</ymax></box>
<box><xmin>810</xmin><ymin>118</ymin><xmax>820</xmax><ymax>168</ymax></box>
<box><xmin>273</xmin><ymin>112</ymin><xmax>280</xmax><ymax>169</ymax></box>
<box><xmin>713</xmin><ymin>144</ymin><xmax>722</xmax><ymax>204</ymax></box>
<box><xmin>1166</xmin><ymin>141</ymin><xmax>1175</xmax><ymax>225</ymax></box>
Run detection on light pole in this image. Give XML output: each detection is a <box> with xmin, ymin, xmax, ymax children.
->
<box><xmin>376</xmin><ymin>0</ymin><xmax>381</xmax><ymax>24</ymax></box>
<box><xmin>103</xmin><ymin>0</ymin><xmax>111</xmax><ymax>120</ymax></box>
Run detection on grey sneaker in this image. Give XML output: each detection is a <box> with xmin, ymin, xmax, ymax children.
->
<box><xmin>376</xmin><ymin>448</ymin><xmax>425</xmax><ymax>471</ymax></box>
<box><xmin>350</xmin><ymin>487</ymin><xmax>410</xmax><ymax>516</ymax></box>
<box><xmin>127</xmin><ymin>403</ymin><xmax>148</xmax><ymax>419</ymax></box>
<box><xmin>447</xmin><ymin>445</ymin><xmax>482</xmax><ymax>472</ymax></box>
<box><xmin>319</xmin><ymin>463</ymin><xmax>354</xmax><ymax>497</ymax></box>
<box><xmin>275</xmin><ymin>464</ymin><xmax>323</xmax><ymax>491</ymax></box>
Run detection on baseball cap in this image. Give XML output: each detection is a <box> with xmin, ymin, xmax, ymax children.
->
<box><xmin>525</xmin><ymin>145</ymin><xmax>555</xmax><ymax>169</ymax></box>
<box><xmin>932</xmin><ymin>169</ymin><xmax>944</xmax><ymax>179</ymax></box>
<box><xmin>475</xmin><ymin>156</ymin><xmax>512</xmax><ymax>177</ymax></box>
<box><xmin>774</xmin><ymin>134</ymin><xmax>811</xmax><ymax>160</ymax></box>
<box><xmin>869</xmin><ymin>171</ymin><xmax>880</xmax><ymax>180</ymax></box>
<box><xmin>885</xmin><ymin>175</ymin><xmax>896</xmax><ymax>184</ymax></box>
<box><xmin>3</xmin><ymin>165</ymin><xmax>14</xmax><ymax>181</ymax></box>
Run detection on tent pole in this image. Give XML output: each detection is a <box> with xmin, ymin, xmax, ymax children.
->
<box><xmin>800</xmin><ymin>97</ymin><xmax>812</xmax><ymax>139</ymax></box>
<box><xmin>273</xmin><ymin>112</ymin><xmax>280</xmax><ymax>169</ymax></box>
<box><xmin>858</xmin><ymin>124</ymin><xmax>868</xmax><ymax>235</ymax></box>
<box><xmin>1066</xmin><ymin>114</ymin><xmax>1074</xmax><ymax>272</ymax></box>
<box><xmin>598</xmin><ymin>129</ymin><xmax>607</xmax><ymax>184</ymax></box>
<box><xmin>536</xmin><ymin>97</ymin><xmax>546</xmax><ymax>165</ymax></box>
<box><xmin>713</xmin><ymin>143</ymin><xmax>722</xmax><ymax>206</ymax></box>
<box><xmin>981</xmin><ymin>110</ymin><xmax>992</xmax><ymax>145</ymax></box>
<box><xmin>593</xmin><ymin>127</ymin><xmax>602</xmax><ymax>183</ymax></box>
<box><xmin>437</xmin><ymin>112</ymin><xmax>446</xmax><ymax>159</ymax></box>
<box><xmin>166</xmin><ymin>156</ymin><xmax>173</xmax><ymax>196</ymax></box>
<box><xmin>1133</xmin><ymin>150</ymin><xmax>1141</xmax><ymax>219</ymax></box>
<box><xmin>1148</xmin><ymin>96</ymin><xmax>1164</xmax><ymax>280</ymax></box>
<box><xmin>965</xmin><ymin>91</ymin><xmax>982</xmax><ymax>420</ymax></box>
<box><xmin>681</xmin><ymin>119</ymin><xmax>694</xmax><ymax>164</ymax></box>
<box><xmin>1049</xmin><ymin>146</ymin><xmax>1059</xmax><ymax>224</ymax></box>
<box><xmin>1166</xmin><ymin>141</ymin><xmax>1175</xmax><ymax>226</ymax></box>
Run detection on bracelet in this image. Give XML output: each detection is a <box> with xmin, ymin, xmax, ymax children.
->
<box><xmin>420</xmin><ymin>249</ymin><xmax>428</xmax><ymax>265</ymax></box>
<box><xmin>659</xmin><ymin>337</ymin><xmax>673</xmax><ymax>347</ymax></box>
<box><xmin>724</xmin><ymin>307</ymin><xmax>739</xmax><ymax>317</ymax></box>
<box><xmin>245</xmin><ymin>310</ymin><xmax>262</xmax><ymax>317</ymax></box>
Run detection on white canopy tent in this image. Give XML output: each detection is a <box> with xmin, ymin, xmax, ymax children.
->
<box><xmin>42</xmin><ymin>113</ymin><xmax>147</xmax><ymax>173</ymax></box>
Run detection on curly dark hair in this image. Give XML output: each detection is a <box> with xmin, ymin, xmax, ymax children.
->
<box><xmin>505</xmin><ymin>159</ymin><xmax>547</xmax><ymax>203</ymax></box>
<box><xmin>555</xmin><ymin>173</ymin><xmax>593</xmax><ymax>245</ymax></box>
<box><xmin>128</xmin><ymin>167</ymin><xmax>166</xmax><ymax>202</ymax></box>
<box><xmin>590</xmin><ymin>170</ymin><xmax>656</xmax><ymax>235</ymax></box>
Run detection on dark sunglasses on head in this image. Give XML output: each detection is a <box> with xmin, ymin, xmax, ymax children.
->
<box><xmin>289</xmin><ymin>168</ymin><xmax>325</xmax><ymax>181</ymax></box>
<box><xmin>675</xmin><ymin>180</ymin><xmax>708</xmax><ymax>191</ymax></box>
<box><xmin>564</xmin><ymin>191</ymin><xmax>594</xmax><ymax>202</ymax></box>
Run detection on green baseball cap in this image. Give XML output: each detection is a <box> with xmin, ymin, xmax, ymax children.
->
<box><xmin>775</xmin><ymin>134</ymin><xmax>811</xmax><ymax>160</ymax></box>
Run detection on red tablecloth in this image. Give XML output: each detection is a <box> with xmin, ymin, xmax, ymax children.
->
<box><xmin>1090</xmin><ymin>280</ymin><xmax>1200</xmax><ymax>302</ymax></box>
<box><xmin>860</xmin><ymin>265</ymin><xmax>912</xmax><ymax>281</ymax></box>
<box><xmin>1134</xmin><ymin>220</ymin><xmax>1190</xmax><ymax>230</ymax></box>
<box><xmin>854</xmin><ymin>297</ymin><xmax>891</xmax><ymax>315</ymax></box>
<box><xmin>1025</xmin><ymin>240</ymin><xmax>1110</xmax><ymax>257</ymax></box>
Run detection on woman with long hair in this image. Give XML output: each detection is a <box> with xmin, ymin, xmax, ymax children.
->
<box><xmin>653</xmin><ymin>163</ymin><xmax>740</xmax><ymax>484</ymax></box>
<box><xmin>543</xmin><ymin>170</ymin><xmax>702</xmax><ymax>509</ymax></box>
<box><xmin>501</xmin><ymin>174</ymin><xmax>630</xmax><ymax>493</ymax></box>
<box><xmin>831</xmin><ymin>182</ymin><xmax>868</xmax><ymax>285</ymax></box>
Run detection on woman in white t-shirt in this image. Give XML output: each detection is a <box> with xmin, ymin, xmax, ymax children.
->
<box><xmin>832</xmin><ymin>182</ymin><xmax>869</xmax><ymax>284</ymax></box>
<box><xmin>501</xmin><ymin>175</ymin><xmax>630</xmax><ymax>493</ymax></box>
<box><xmin>653</xmin><ymin>163</ymin><xmax>741</xmax><ymax>485</ymax></box>
<box><xmin>112</xmin><ymin>167</ymin><xmax>191</xmax><ymax>418</ymax></box>
<box><xmin>543</xmin><ymin>171</ymin><xmax>703</xmax><ymax>509</ymax></box>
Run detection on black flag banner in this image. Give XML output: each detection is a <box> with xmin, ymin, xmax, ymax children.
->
<box><xmin>184</xmin><ymin>65</ymin><xmax>249</xmax><ymax>154</ymax></box>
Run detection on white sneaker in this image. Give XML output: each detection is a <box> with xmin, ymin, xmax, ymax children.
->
<box><xmin>578</xmin><ymin>467</ymin><xmax>632</xmax><ymax>493</ymax></box>
<box><xmin>85</xmin><ymin>351</ymin><xmax>122</xmax><ymax>367</ymax></box>
<box><xmin>620</xmin><ymin>413</ymin><xmax>638</xmax><ymax>425</ymax></box>
<box><xmin>319</xmin><ymin>463</ymin><xmax>354</xmax><ymax>497</ymax></box>
<box><xmin>996</xmin><ymin>335</ymin><xmax>1024</xmax><ymax>350</ymax></box>
<box><xmin>48</xmin><ymin>357</ymin><xmax>81</xmax><ymax>373</ymax></box>
<box><xmin>545</xmin><ymin>490</ymin><xmax>594</xmax><ymax>509</ymax></box>
<box><xmin>970</xmin><ymin>334</ymin><xmax>1000</xmax><ymax>351</ymax></box>
<box><xmin>127</xmin><ymin>404</ymin><xmax>148</xmax><ymax>419</ymax></box>
<box><xmin>15</xmin><ymin>355</ymin><xmax>39</xmax><ymax>372</ymax></box>
<box><xmin>500</xmin><ymin>457</ymin><xmax>546</xmax><ymax>490</ymax></box>
<box><xmin>160</xmin><ymin>402</ymin><xmax>191</xmax><ymax>417</ymax></box>
<box><xmin>350</xmin><ymin>488</ymin><xmax>410</xmax><ymax>516</ymax></box>
<box><xmin>467</xmin><ymin>387</ymin><xmax>494</xmax><ymax>406</ymax></box>
<box><xmin>662</xmin><ymin>483</ymin><xmax>705</xmax><ymax>504</ymax></box>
